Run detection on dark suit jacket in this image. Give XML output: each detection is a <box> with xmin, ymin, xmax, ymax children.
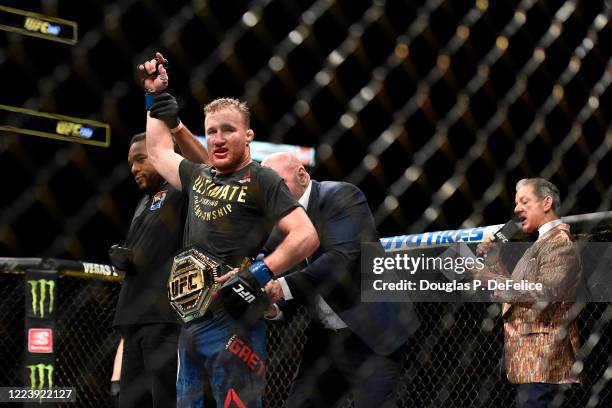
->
<box><xmin>265</xmin><ymin>180</ymin><xmax>420</xmax><ymax>355</ymax></box>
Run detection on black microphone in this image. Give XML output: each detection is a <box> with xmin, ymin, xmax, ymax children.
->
<box><xmin>491</xmin><ymin>217</ymin><xmax>521</xmax><ymax>243</ymax></box>
<box><xmin>480</xmin><ymin>217</ymin><xmax>524</xmax><ymax>267</ymax></box>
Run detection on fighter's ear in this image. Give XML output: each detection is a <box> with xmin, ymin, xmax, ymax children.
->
<box><xmin>246</xmin><ymin>129</ymin><xmax>254</xmax><ymax>145</ymax></box>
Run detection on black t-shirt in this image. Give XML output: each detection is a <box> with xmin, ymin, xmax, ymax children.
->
<box><xmin>113</xmin><ymin>184</ymin><xmax>185</xmax><ymax>326</ymax></box>
<box><xmin>179</xmin><ymin>160</ymin><xmax>299</xmax><ymax>267</ymax></box>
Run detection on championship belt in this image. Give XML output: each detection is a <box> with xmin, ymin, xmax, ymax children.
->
<box><xmin>168</xmin><ymin>247</ymin><xmax>232</xmax><ymax>323</ymax></box>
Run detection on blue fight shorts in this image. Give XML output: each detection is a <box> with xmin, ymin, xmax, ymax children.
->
<box><xmin>176</xmin><ymin>311</ymin><xmax>266</xmax><ymax>408</ymax></box>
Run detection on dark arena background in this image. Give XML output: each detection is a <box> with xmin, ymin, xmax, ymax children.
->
<box><xmin>0</xmin><ymin>0</ymin><xmax>611</xmax><ymax>407</ymax></box>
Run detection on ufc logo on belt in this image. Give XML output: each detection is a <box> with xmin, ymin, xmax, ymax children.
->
<box><xmin>232</xmin><ymin>284</ymin><xmax>255</xmax><ymax>303</ymax></box>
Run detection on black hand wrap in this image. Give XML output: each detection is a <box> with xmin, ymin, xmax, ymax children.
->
<box><xmin>218</xmin><ymin>266</ymin><xmax>269</xmax><ymax>326</ymax></box>
<box><xmin>150</xmin><ymin>93</ymin><xmax>181</xmax><ymax>129</ymax></box>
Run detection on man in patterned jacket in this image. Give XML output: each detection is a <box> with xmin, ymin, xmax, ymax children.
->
<box><xmin>476</xmin><ymin>178</ymin><xmax>582</xmax><ymax>408</ymax></box>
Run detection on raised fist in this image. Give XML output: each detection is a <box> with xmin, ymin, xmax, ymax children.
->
<box><xmin>138</xmin><ymin>51</ymin><xmax>169</xmax><ymax>93</ymax></box>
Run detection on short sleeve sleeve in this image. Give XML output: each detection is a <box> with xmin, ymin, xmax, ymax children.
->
<box><xmin>178</xmin><ymin>159</ymin><xmax>201</xmax><ymax>192</ymax></box>
<box><xmin>255</xmin><ymin>167</ymin><xmax>300</xmax><ymax>223</ymax></box>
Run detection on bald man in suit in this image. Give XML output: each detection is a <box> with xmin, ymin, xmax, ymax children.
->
<box><xmin>261</xmin><ymin>152</ymin><xmax>420</xmax><ymax>408</ymax></box>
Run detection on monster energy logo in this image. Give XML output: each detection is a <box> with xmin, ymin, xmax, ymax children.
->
<box><xmin>27</xmin><ymin>364</ymin><xmax>54</xmax><ymax>388</ymax></box>
<box><xmin>27</xmin><ymin>279</ymin><xmax>55</xmax><ymax>318</ymax></box>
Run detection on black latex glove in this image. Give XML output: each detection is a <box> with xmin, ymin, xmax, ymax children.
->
<box><xmin>150</xmin><ymin>92</ymin><xmax>180</xmax><ymax>129</ymax></box>
<box><xmin>108</xmin><ymin>244</ymin><xmax>133</xmax><ymax>272</ymax></box>
<box><xmin>110</xmin><ymin>380</ymin><xmax>120</xmax><ymax>407</ymax></box>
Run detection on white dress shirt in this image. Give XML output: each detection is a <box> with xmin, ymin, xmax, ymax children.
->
<box><xmin>537</xmin><ymin>219</ymin><xmax>563</xmax><ymax>239</ymax></box>
<box><xmin>274</xmin><ymin>181</ymin><xmax>348</xmax><ymax>329</ymax></box>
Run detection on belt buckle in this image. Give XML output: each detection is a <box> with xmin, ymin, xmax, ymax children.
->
<box><xmin>167</xmin><ymin>247</ymin><xmax>230</xmax><ymax>323</ymax></box>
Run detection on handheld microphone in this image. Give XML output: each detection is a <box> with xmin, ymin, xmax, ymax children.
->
<box><xmin>491</xmin><ymin>217</ymin><xmax>521</xmax><ymax>243</ymax></box>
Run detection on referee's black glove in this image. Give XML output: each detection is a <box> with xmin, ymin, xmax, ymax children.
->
<box><xmin>110</xmin><ymin>380</ymin><xmax>120</xmax><ymax>407</ymax></box>
<box><xmin>108</xmin><ymin>244</ymin><xmax>133</xmax><ymax>273</ymax></box>
<box><xmin>150</xmin><ymin>92</ymin><xmax>181</xmax><ymax>129</ymax></box>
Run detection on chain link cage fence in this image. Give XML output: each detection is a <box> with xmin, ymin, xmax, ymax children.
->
<box><xmin>0</xmin><ymin>262</ymin><xmax>122</xmax><ymax>407</ymax></box>
<box><xmin>0</xmin><ymin>0</ymin><xmax>611</xmax><ymax>407</ymax></box>
<box><xmin>1</xmin><ymin>254</ymin><xmax>611</xmax><ymax>407</ymax></box>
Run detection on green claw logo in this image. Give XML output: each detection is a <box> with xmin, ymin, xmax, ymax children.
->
<box><xmin>26</xmin><ymin>364</ymin><xmax>54</xmax><ymax>389</ymax></box>
<box><xmin>27</xmin><ymin>279</ymin><xmax>55</xmax><ymax>318</ymax></box>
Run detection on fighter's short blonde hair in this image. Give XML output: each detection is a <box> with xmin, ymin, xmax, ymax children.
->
<box><xmin>203</xmin><ymin>98</ymin><xmax>251</xmax><ymax>128</ymax></box>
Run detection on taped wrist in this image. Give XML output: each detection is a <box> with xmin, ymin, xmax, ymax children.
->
<box><xmin>145</xmin><ymin>92</ymin><xmax>157</xmax><ymax>110</ymax></box>
<box><xmin>249</xmin><ymin>261</ymin><xmax>273</xmax><ymax>286</ymax></box>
